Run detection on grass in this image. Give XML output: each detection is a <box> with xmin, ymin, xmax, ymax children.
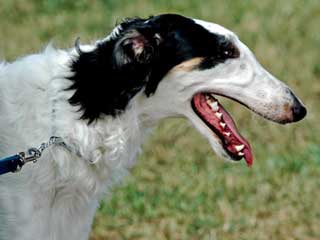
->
<box><xmin>0</xmin><ymin>0</ymin><xmax>319</xmax><ymax>239</ymax></box>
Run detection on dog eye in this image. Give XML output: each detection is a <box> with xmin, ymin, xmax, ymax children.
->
<box><xmin>222</xmin><ymin>42</ymin><xmax>240</xmax><ymax>59</ymax></box>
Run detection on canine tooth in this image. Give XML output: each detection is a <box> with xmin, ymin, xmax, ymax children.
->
<box><xmin>235</xmin><ymin>144</ymin><xmax>245</xmax><ymax>152</ymax></box>
<box><xmin>238</xmin><ymin>152</ymin><xmax>244</xmax><ymax>156</ymax></box>
<box><xmin>220</xmin><ymin>122</ymin><xmax>226</xmax><ymax>128</ymax></box>
<box><xmin>223</xmin><ymin>132</ymin><xmax>231</xmax><ymax>137</ymax></box>
<box><xmin>215</xmin><ymin>112</ymin><xmax>222</xmax><ymax>119</ymax></box>
<box><xmin>209</xmin><ymin>101</ymin><xmax>219</xmax><ymax>111</ymax></box>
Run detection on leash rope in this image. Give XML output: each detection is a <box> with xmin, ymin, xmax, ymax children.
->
<box><xmin>0</xmin><ymin>136</ymin><xmax>65</xmax><ymax>175</ymax></box>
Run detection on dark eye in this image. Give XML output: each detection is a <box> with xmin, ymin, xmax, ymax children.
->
<box><xmin>222</xmin><ymin>42</ymin><xmax>240</xmax><ymax>59</ymax></box>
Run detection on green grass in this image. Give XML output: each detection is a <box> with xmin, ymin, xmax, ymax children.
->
<box><xmin>0</xmin><ymin>0</ymin><xmax>319</xmax><ymax>239</ymax></box>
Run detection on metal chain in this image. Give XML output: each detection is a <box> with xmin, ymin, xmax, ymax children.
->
<box><xmin>38</xmin><ymin>136</ymin><xmax>62</xmax><ymax>154</ymax></box>
<box><xmin>20</xmin><ymin>136</ymin><xmax>64</xmax><ymax>164</ymax></box>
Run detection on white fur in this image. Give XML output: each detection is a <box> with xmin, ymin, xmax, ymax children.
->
<box><xmin>0</xmin><ymin>19</ymin><xmax>300</xmax><ymax>240</ymax></box>
<box><xmin>0</xmin><ymin>46</ymin><xmax>148</xmax><ymax>239</ymax></box>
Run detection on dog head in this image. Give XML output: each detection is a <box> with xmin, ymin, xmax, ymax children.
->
<box><xmin>68</xmin><ymin>14</ymin><xmax>306</xmax><ymax>166</ymax></box>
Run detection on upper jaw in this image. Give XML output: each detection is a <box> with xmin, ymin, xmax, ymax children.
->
<box><xmin>190</xmin><ymin>67</ymin><xmax>306</xmax><ymax>125</ymax></box>
<box><xmin>210</xmin><ymin>87</ymin><xmax>306</xmax><ymax>125</ymax></box>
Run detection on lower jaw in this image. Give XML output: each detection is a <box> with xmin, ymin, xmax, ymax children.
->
<box><xmin>191</xmin><ymin>93</ymin><xmax>253</xmax><ymax>166</ymax></box>
<box><xmin>191</xmin><ymin>101</ymin><xmax>242</xmax><ymax>161</ymax></box>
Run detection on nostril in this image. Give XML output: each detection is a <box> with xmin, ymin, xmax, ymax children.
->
<box><xmin>292</xmin><ymin>103</ymin><xmax>307</xmax><ymax>122</ymax></box>
<box><xmin>286</xmin><ymin>88</ymin><xmax>307</xmax><ymax>122</ymax></box>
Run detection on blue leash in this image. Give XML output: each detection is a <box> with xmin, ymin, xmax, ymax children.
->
<box><xmin>0</xmin><ymin>137</ymin><xmax>64</xmax><ymax>175</ymax></box>
<box><xmin>0</xmin><ymin>154</ymin><xmax>24</xmax><ymax>175</ymax></box>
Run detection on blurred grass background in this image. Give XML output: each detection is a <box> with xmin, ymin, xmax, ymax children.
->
<box><xmin>0</xmin><ymin>0</ymin><xmax>319</xmax><ymax>239</ymax></box>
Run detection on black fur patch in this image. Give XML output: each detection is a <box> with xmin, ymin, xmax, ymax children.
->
<box><xmin>67</xmin><ymin>14</ymin><xmax>239</xmax><ymax>122</ymax></box>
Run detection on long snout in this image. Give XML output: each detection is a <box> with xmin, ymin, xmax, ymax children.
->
<box><xmin>211</xmin><ymin>65</ymin><xmax>307</xmax><ymax>124</ymax></box>
<box><xmin>236</xmin><ymin>43</ymin><xmax>307</xmax><ymax>124</ymax></box>
<box><xmin>222</xmin><ymin>39</ymin><xmax>308</xmax><ymax>124</ymax></box>
<box><xmin>235</xmin><ymin>76</ymin><xmax>307</xmax><ymax>124</ymax></box>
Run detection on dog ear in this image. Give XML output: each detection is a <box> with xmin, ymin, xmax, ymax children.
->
<box><xmin>114</xmin><ymin>28</ymin><xmax>162</xmax><ymax>67</ymax></box>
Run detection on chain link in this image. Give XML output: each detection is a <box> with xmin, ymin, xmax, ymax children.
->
<box><xmin>38</xmin><ymin>136</ymin><xmax>61</xmax><ymax>154</ymax></box>
<box><xmin>20</xmin><ymin>136</ymin><xmax>64</xmax><ymax>164</ymax></box>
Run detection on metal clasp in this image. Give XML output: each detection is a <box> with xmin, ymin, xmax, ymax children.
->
<box><xmin>19</xmin><ymin>148</ymin><xmax>42</xmax><ymax>164</ymax></box>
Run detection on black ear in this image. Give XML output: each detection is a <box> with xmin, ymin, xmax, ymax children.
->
<box><xmin>114</xmin><ymin>28</ymin><xmax>162</xmax><ymax>66</ymax></box>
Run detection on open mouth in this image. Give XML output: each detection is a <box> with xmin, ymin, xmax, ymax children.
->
<box><xmin>191</xmin><ymin>93</ymin><xmax>253</xmax><ymax>166</ymax></box>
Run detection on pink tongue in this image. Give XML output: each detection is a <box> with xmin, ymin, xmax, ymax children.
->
<box><xmin>244</xmin><ymin>148</ymin><xmax>253</xmax><ymax>167</ymax></box>
<box><xmin>193</xmin><ymin>93</ymin><xmax>253</xmax><ymax>167</ymax></box>
<box><xmin>218</xmin><ymin>100</ymin><xmax>253</xmax><ymax>167</ymax></box>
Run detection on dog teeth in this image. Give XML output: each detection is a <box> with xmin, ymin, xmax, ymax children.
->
<box><xmin>238</xmin><ymin>152</ymin><xmax>244</xmax><ymax>156</ymax></box>
<box><xmin>223</xmin><ymin>131</ymin><xmax>231</xmax><ymax>137</ymax></box>
<box><xmin>215</xmin><ymin>112</ymin><xmax>222</xmax><ymax>119</ymax></box>
<box><xmin>210</xmin><ymin>101</ymin><xmax>219</xmax><ymax>111</ymax></box>
<box><xmin>235</xmin><ymin>144</ymin><xmax>245</xmax><ymax>152</ymax></box>
<box><xmin>206</xmin><ymin>94</ymin><xmax>219</xmax><ymax>111</ymax></box>
<box><xmin>220</xmin><ymin>122</ymin><xmax>226</xmax><ymax>129</ymax></box>
<box><xmin>207</xmin><ymin>101</ymin><xmax>219</xmax><ymax>112</ymax></box>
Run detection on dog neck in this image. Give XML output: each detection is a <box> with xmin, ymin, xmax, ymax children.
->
<box><xmin>49</xmin><ymin>72</ymin><xmax>153</xmax><ymax>182</ymax></box>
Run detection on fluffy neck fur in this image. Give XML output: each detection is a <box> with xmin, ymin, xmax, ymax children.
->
<box><xmin>51</xmin><ymin>46</ymin><xmax>153</xmax><ymax>181</ymax></box>
<box><xmin>49</xmin><ymin>45</ymin><xmax>153</xmax><ymax>200</ymax></box>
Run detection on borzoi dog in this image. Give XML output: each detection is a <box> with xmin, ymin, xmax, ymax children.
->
<box><xmin>0</xmin><ymin>14</ymin><xmax>306</xmax><ymax>239</ymax></box>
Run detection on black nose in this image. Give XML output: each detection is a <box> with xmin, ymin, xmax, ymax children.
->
<box><xmin>291</xmin><ymin>94</ymin><xmax>307</xmax><ymax>122</ymax></box>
